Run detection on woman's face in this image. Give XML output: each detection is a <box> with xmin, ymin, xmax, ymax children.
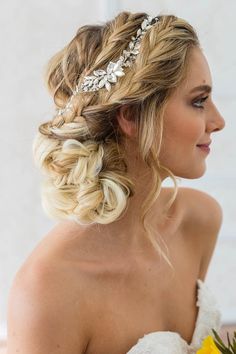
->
<box><xmin>159</xmin><ymin>46</ymin><xmax>225</xmax><ymax>179</ymax></box>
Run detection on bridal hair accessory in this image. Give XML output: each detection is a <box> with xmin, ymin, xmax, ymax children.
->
<box><xmin>55</xmin><ymin>15</ymin><xmax>160</xmax><ymax>118</ymax></box>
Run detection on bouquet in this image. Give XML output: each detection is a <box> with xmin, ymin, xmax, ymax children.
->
<box><xmin>196</xmin><ymin>329</ymin><xmax>236</xmax><ymax>354</ymax></box>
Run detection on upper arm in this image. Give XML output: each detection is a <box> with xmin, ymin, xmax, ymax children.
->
<box><xmin>7</xmin><ymin>261</ymin><xmax>91</xmax><ymax>354</ymax></box>
<box><xmin>198</xmin><ymin>195</ymin><xmax>223</xmax><ymax>281</ymax></box>
<box><xmin>181</xmin><ymin>187</ymin><xmax>223</xmax><ymax>281</ymax></box>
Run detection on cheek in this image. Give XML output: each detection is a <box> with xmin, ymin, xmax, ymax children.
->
<box><xmin>160</xmin><ymin>115</ymin><xmax>204</xmax><ymax>158</ymax></box>
<box><xmin>178</xmin><ymin>121</ymin><xmax>202</xmax><ymax>145</ymax></box>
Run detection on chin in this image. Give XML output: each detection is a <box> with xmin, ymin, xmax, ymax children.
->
<box><xmin>180</xmin><ymin>168</ymin><xmax>206</xmax><ymax>179</ymax></box>
<box><xmin>175</xmin><ymin>162</ymin><xmax>207</xmax><ymax>179</ymax></box>
<box><xmin>161</xmin><ymin>157</ymin><xmax>207</xmax><ymax>179</ymax></box>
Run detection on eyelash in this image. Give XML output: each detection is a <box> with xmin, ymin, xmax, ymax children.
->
<box><xmin>193</xmin><ymin>96</ymin><xmax>209</xmax><ymax>109</ymax></box>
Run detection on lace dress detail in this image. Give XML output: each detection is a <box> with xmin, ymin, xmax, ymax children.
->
<box><xmin>126</xmin><ymin>279</ymin><xmax>222</xmax><ymax>354</ymax></box>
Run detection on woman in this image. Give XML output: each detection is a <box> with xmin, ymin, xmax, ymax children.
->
<box><xmin>7</xmin><ymin>11</ymin><xmax>225</xmax><ymax>354</ymax></box>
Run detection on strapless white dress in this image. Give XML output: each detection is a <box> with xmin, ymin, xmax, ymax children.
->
<box><xmin>126</xmin><ymin>279</ymin><xmax>222</xmax><ymax>354</ymax></box>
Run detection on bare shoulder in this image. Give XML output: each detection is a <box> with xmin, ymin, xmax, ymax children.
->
<box><xmin>178</xmin><ymin>187</ymin><xmax>223</xmax><ymax>280</ymax></box>
<box><xmin>178</xmin><ymin>187</ymin><xmax>223</xmax><ymax>228</ymax></box>
<box><xmin>7</xmin><ymin>231</ymin><xmax>92</xmax><ymax>354</ymax></box>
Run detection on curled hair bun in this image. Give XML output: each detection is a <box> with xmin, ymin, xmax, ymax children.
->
<box><xmin>33</xmin><ymin>132</ymin><xmax>135</xmax><ymax>225</ymax></box>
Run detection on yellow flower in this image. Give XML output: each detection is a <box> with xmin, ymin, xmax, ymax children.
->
<box><xmin>196</xmin><ymin>335</ymin><xmax>221</xmax><ymax>354</ymax></box>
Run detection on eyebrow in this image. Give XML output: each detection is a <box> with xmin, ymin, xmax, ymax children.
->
<box><xmin>189</xmin><ymin>84</ymin><xmax>212</xmax><ymax>94</ymax></box>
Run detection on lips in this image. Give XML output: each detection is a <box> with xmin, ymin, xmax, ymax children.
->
<box><xmin>197</xmin><ymin>143</ymin><xmax>211</xmax><ymax>154</ymax></box>
<box><xmin>196</xmin><ymin>141</ymin><xmax>211</xmax><ymax>147</ymax></box>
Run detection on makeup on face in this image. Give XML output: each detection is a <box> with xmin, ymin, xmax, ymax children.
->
<box><xmin>188</xmin><ymin>84</ymin><xmax>212</xmax><ymax>106</ymax></box>
<box><xmin>189</xmin><ymin>84</ymin><xmax>212</xmax><ymax>94</ymax></box>
<box><xmin>197</xmin><ymin>145</ymin><xmax>210</xmax><ymax>154</ymax></box>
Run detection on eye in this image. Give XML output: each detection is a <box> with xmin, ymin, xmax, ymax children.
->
<box><xmin>192</xmin><ymin>96</ymin><xmax>209</xmax><ymax>109</ymax></box>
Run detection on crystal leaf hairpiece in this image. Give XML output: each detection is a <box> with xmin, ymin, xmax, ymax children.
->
<box><xmin>55</xmin><ymin>15</ymin><xmax>160</xmax><ymax>118</ymax></box>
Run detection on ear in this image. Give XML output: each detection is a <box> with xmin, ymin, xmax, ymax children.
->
<box><xmin>116</xmin><ymin>105</ymin><xmax>137</xmax><ymax>139</ymax></box>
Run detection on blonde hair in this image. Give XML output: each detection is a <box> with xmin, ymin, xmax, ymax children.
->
<box><xmin>32</xmin><ymin>11</ymin><xmax>199</xmax><ymax>269</ymax></box>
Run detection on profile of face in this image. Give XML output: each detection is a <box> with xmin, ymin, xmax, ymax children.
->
<box><xmin>159</xmin><ymin>46</ymin><xmax>225</xmax><ymax>179</ymax></box>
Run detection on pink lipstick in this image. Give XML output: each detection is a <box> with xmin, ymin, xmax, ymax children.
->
<box><xmin>197</xmin><ymin>145</ymin><xmax>210</xmax><ymax>153</ymax></box>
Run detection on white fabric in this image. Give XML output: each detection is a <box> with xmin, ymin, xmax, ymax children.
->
<box><xmin>126</xmin><ymin>279</ymin><xmax>222</xmax><ymax>354</ymax></box>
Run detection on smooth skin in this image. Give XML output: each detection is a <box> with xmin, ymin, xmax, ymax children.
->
<box><xmin>7</xmin><ymin>46</ymin><xmax>225</xmax><ymax>354</ymax></box>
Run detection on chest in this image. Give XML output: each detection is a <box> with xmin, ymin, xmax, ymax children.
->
<box><xmin>85</xmin><ymin>233</ymin><xmax>201</xmax><ymax>354</ymax></box>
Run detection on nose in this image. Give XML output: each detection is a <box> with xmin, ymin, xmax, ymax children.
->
<box><xmin>207</xmin><ymin>103</ymin><xmax>225</xmax><ymax>132</ymax></box>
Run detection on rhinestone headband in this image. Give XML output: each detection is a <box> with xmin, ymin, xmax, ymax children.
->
<box><xmin>54</xmin><ymin>15</ymin><xmax>160</xmax><ymax>118</ymax></box>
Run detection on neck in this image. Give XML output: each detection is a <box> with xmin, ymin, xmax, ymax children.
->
<box><xmin>91</xmin><ymin>139</ymin><xmax>171</xmax><ymax>252</ymax></box>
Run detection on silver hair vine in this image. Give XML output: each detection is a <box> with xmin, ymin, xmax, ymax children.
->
<box><xmin>53</xmin><ymin>15</ymin><xmax>160</xmax><ymax>120</ymax></box>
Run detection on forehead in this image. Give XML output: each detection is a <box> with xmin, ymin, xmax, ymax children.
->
<box><xmin>179</xmin><ymin>46</ymin><xmax>212</xmax><ymax>93</ymax></box>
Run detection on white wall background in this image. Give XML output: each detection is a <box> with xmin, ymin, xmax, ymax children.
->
<box><xmin>0</xmin><ymin>0</ymin><xmax>235</xmax><ymax>339</ymax></box>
